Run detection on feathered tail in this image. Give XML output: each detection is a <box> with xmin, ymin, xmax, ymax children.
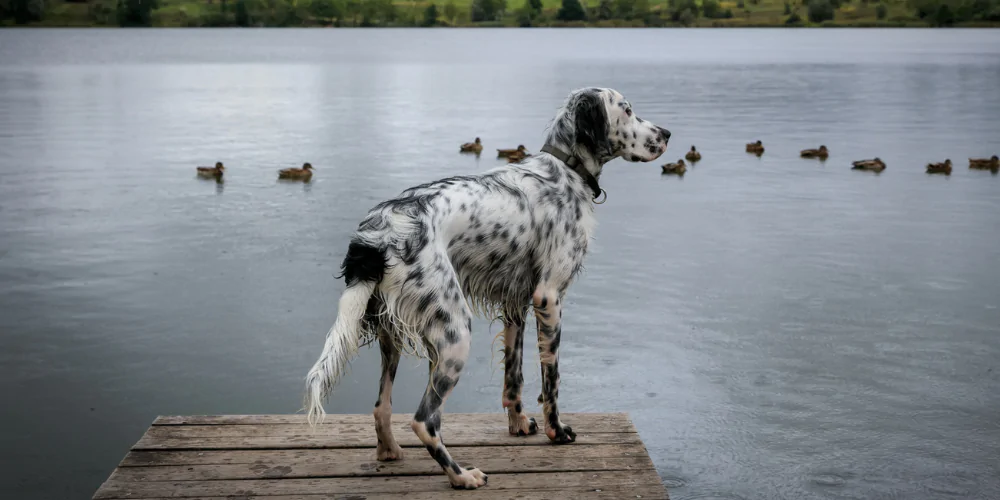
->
<box><xmin>303</xmin><ymin>281</ymin><xmax>377</xmax><ymax>427</ymax></box>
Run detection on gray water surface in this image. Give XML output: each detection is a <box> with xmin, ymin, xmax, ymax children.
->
<box><xmin>1</xmin><ymin>28</ymin><xmax>999</xmax><ymax>500</ymax></box>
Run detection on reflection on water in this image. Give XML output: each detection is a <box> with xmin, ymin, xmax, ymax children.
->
<box><xmin>277</xmin><ymin>178</ymin><xmax>314</xmax><ymax>193</ymax></box>
<box><xmin>198</xmin><ymin>176</ymin><xmax>225</xmax><ymax>195</ymax></box>
<box><xmin>1</xmin><ymin>28</ymin><xmax>999</xmax><ymax>500</ymax></box>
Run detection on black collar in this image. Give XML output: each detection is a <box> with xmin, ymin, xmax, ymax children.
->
<box><xmin>540</xmin><ymin>144</ymin><xmax>603</xmax><ymax>201</ymax></box>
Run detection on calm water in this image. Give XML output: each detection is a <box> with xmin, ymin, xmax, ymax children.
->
<box><xmin>2</xmin><ymin>28</ymin><xmax>999</xmax><ymax>500</ymax></box>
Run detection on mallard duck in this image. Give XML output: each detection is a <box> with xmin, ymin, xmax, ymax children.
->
<box><xmin>497</xmin><ymin>145</ymin><xmax>527</xmax><ymax>158</ymax></box>
<box><xmin>196</xmin><ymin>161</ymin><xmax>225</xmax><ymax>178</ymax></box>
<box><xmin>661</xmin><ymin>159</ymin><xmax>686</xmax><ymax>175</ymax></box>
<box><xmin>926</xmin><ymin>159</ymin><xmax>952</xmax><ymax>175</ymax></box>
<box><xmin>969</xmin><ymin>155</ymin><xmax>999</xmax><ymax>170</ymax></box>
<box><xmin>278</xmin><ymin>162</ymin><xmax>314</xmax><ymax>180</ymax></box>
<box><xmin>852</xmin><ymin>158</ymin><xmax>886</xmax><ymax>172</ymax></box>
<box><xmin>460</xmin><ymin>137</ymin><xmax>483</xmax><ymax>154</ymax></box>
<box><xmin>745</xmin><ymin>140</ymin><xmax>764</xmax><ymax>155</ymax></box>
<box><xmin>506</xmin><ymin>150</ymin><xmax>530</xmax><ymax>163</ymax></box>
<box><xmin>801</xmin><ymin>145</ymin><xmax>829</xmax><ymax>159</ymax></box>
<box><xmin>685</xmin><ymin>146</ymin><xmax>701</xmax><ymax>162</ymax></box>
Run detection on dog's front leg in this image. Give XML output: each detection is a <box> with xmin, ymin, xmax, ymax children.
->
<box><xmin>501</xmin><ymin>314</ymin><xmax>537</xmax><ymax>436</ymax></box>
<box><xmin>533</xmin><ymin>288</ymin><xmax>576</xmax><ymax>444</ymax></box>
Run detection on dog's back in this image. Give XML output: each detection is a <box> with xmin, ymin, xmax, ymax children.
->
<box><xmin>351</xmin><ymin>157</ymin><xmax>595</xmax><ymax>324</ymax></box>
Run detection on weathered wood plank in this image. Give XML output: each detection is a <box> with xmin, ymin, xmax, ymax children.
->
<box><xmin>94</xmin><ymin>470</ymin><xmax>664</xmax><ymax>499</ymax></box>
<box><xmin>152</xmin><ymin>413</ymin><xmax>630</xmax><ymax>428</ymax></box>
<box><xmin>110</xmin><ymin>457</ymin><xmax>653</xmax><ymax>481</ymax></box>
<box><xmin>128</xmin><ymin>485</ymin><xmax>669</xmax><ymax>499</ymax></box>
<box><xmin>142</xmin><ymin>420</ymin><xmax>634</xmax><ymax>439</ymax></box>
<box><xmin>121</xmin><ymin>443</ymin><xmax>648</xmax><ymax>467</ymax></box>
<box><xmin>94</xmin><ymin>413</ymin><xmax>668</xmax><ymax>500</ymax></box>
<box><xmin>125</xmin><ymin>484</ymin><xmax>668</xmax><ymax>499</ymax></box>
<box><xmin>134</xmin><ymin>432</ymin><xmax>642</xmax><ymax>450</ymax></box>
<box><xmin>111</xmin><ymin>454</ymin><xmax>652</xmax><ymax>481</ymax></box>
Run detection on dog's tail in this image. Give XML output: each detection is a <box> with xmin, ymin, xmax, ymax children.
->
<box><xmin>303</xmin><ymin>240</ymin><xmax>386</xmax><ymax>427</ymax></box>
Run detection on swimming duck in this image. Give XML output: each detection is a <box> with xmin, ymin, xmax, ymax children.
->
<box><xmin>497</xmin><ymin>145</ymin><xmax>527</xmax><ymax>158</ymax></box>
<box><xmin>196</xmin><ymin>161</ymin><xmax>225</xmax><ymax>178</ymax></box>
<box><xmin>745</xmin><ymin>140</ymin><xmax>764</xmax><ymax>155</ymax></box>
<box><xmin>460</xmin><ymin>137</ymin><xmax>483</xmax><ymax>154</ymax></box>
<box><xmin>278</xmin><ymin>162</ymin><xmax>314</xmax><ymax>180</ymax></box>
<box><xmin>661</xmin><ymin>159</ymin><xmax>686</xmax><ymax>175</ymax></box>
<box><xmin>926</xmin><ymin>159</ymin><xmax>952</xmax><ymax>175</ymax></box>
<box><xmin>506</xmin><ymin>150</ymin><xmax>530</xmax><ymax>163</ymax></box>
<box><xmin>969</xmin><ymin>155</ymin><xmax>999</xmax><ymax>170</ymax></box>
<box><xmin>800</xmin><ymin>145</ymin><xmax>829</xmax><ymax>159</ymax></box>
<box><xmin>685</xmin><ymin>146</ymin><xmax>701</xmax><ymax>162</ymax></box>
<box><xmin>852</xmin><ymin>158</ymin><xmax>886</xmax><ymax>172</ymax></box>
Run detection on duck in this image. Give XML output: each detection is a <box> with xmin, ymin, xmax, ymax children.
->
<box><xmin>685</xmin><ymin>146</ymin><xmax>701</xmax><ymax>162</ymax></box>
<box><xmin>278</xmin><ymin>162</ymin><xmax>314</xmax><ymax>180</ymax></box>
<box><xmin>926</xmin><ymin>159</ymin><xmax>952</xmax><ymax>175</ymax></box>
<box><xmin>497</xmin><ymin>145</ymin><xmax>528</xmax><ymax>158</ymax></box>
<box><xmin>661</xmin><ymin>159</ymin><xmax>686</xmax><ymax>175</ymax></box>
<box><xmin>196</xmin><ymin>161</ymin><xmax>225</xmax><ymax>178</ymax></box>
<box><xmin>969</xmin><ymin>155</ymin><xmax>999</xmax><ymax>170</ymax></box>
<box><xmin>745</xmin><ymin>140</ymin><xmax>764</xmax><ymax>155</ymax></box>
<box><xmin>852</xmin><ymin>158</ymin><xmax>886</xmax><ymax>172</ymax></box>
<box><xmin>800</xmin><ymin>145</ymin><xmax>829</xmax><ymax>159</ymax></box>
<box><xmin>460</xmin><ymin>137</ymin><xmax>483</xmax><ymax>154</ymax></box>
<box><xmin>506</xmin><ymin>150</ymin><xmax>530</xmax><ymax>163</ymax></box>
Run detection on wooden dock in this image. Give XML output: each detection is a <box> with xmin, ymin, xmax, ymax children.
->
<box><xmin>93</xmin><ymin>412</ymin><xmax>668</xmax><ymax>499</ymax></box>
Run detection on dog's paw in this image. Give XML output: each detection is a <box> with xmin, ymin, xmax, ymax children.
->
<box><xmin>508</xmin><ymin>413</ymin><xmax>538</xmax><ymax>437</ymax></box>
<box><xmin>449</xmin><ymin>467</ymin><xmax>488</xmax><ymax>489</ymax></box>
<box><xmin>376</xmin><ymin>441</ymin><xmax>404</xmax><ymax>461</ymax></box>
<box><xmin>545</xmin><ymin>423</ymin><xmax>576</xmax><ymax>444</ymax></box>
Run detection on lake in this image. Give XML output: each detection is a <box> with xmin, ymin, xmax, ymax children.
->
<box><xmin>1</xmin><ymin>27</ymin><xmax>999</xmax><ymax>500</ymax></box>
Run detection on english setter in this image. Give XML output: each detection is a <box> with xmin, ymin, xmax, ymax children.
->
<box><xmin>304</xmin><ymin>87</ymin><xmax>670</xmax><ymax>489</ymax></box>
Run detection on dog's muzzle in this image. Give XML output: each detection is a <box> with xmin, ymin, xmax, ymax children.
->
<box><xmin>657</xmin><ymin>127</ymin><xmax>671</xmax><ymax>144</ymax></box>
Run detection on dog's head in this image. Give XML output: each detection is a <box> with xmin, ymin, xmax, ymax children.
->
<box><xmin>548</xmin><ymin>88</ymin><xmax>670</xmax><ymax>166</ymax></box>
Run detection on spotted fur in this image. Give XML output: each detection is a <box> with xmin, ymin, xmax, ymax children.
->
<box><xmin>303</xmin><ymin>87</ymin><xmax>670</xmax><ymax>489</ymax></box>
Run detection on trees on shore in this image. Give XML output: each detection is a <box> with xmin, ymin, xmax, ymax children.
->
<box><xmin>3</xmin><ymin>0</ymin><xmax>999</xmax><ymax>26</ymax></box>
<box><xmin>1</xmin><ymin>0</ymin><xmax>46</xmax><ymax>23</ymax></box>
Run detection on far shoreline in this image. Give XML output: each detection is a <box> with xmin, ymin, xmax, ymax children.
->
<box><xmin>3</xmin><ymin>0</ymin><xmax>999</xmax><ymax>30</ymax></box>
<box><xmin>8</xmin><ymin>23</ymin><xmax>1000</xmax><ymax>28</ymax></box>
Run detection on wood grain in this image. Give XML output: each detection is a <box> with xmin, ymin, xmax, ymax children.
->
<box><xmin>92</xmin><ymin>413</ymin><xmax>668</xmax><ymax>500</ymax></box>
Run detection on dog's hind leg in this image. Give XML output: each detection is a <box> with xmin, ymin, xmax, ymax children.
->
<box><xmin>533</xmin><ymin>287</ymin><xmax>576</xmax><ymax>444</ymax></box>
<box><xmin>374</xmin><ymin>327</ymin><xmax>403</xmax><ymax>461</ymax></box>
<box><xmin>501</xmin><ymin>311</ymin><xmax>537</xmax><ymax>436</ymax></box>
<box><xmin>410</xmin><ymin>297</ymin><xmax>487</xmax><ymax>489</ymax></box>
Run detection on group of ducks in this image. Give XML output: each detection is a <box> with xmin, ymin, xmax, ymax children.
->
<box><xmin>659</xmin><ymin>141</ymin><xmax>999</xmax><ymax>177</ymax></box>
<box><xmin>460</xmin><ymin>137</ymin><xmax>532</xmax><ymax>163</ymax></box>
<box><xmin>921</xmin><ymin>156</ymin><xmax>1000</xmax><ymax>175</ymax></box>
<box><xmin>195</xmin><ymin>162</ymin><xmax>316</xmax><ymax>181</ymax></box>
<box><xmin>661</xmin><ymin>146</ymin><xmax>704</xmax><ymax>175</ymax></box>
<box><xmin>849</xmin><ymin>153</ymin><xmax>998</xmax><ymax>176</ymax></box>
<box><xmin>662</xmin><ymin>143</ymin><xmax>834</xmax><ymax>174</ymax></box>
<box><xmin>199</xmin><ymin>139</ymin><xmax>1000</xmax><ymax>184</ymax></box>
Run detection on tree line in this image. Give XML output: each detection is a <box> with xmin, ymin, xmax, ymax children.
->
<box><xmin>2</xmin><ymin>0</ymin><xmax>998</xmax><ymax>26</ymax></box>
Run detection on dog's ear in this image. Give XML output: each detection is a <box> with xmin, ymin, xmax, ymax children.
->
<box><xmin>573</xmin><ymin>90</ymin><xmax>613</xmax><ymax>159</ymax></box>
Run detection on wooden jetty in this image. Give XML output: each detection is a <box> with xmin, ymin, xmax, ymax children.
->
<box><xmin>93</xmin><ymin>412</ymin><xmax>668</xmax><ymax>499</ymax></box>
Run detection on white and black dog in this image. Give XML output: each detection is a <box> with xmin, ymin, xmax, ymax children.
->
<box><xmin>304</xmin><ymin>87</ymin><xmax>670</xmax><ymax>489</ymax></box>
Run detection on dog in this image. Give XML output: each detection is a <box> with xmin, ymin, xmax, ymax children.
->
<box><xmin>303</xmin><ymin>87</ymin><xmax>670</xmax><ymax>489</ymax></box>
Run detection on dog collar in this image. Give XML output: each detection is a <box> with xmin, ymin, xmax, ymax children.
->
<box><xmin>540</xmin><ymin>144</ymin><xmax>606</xmax><ymax>203</ymax></box>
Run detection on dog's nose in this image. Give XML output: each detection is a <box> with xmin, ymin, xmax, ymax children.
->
<box><xmin>657</xmin><ymin>127</ymin><xmax>671</xmax><ymax>142</ymax></box>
